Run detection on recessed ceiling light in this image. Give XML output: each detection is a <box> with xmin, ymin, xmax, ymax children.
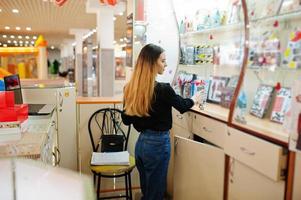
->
<box><xmin>4</xmin><ymin>26</ymin><xmax>10</xmax><ymax>30</ymax></box>
<box><xmin>33</xmin><ymin>36</ymin><xmax>37</xmax><ymax>40</ymax></box>
<box><xmin>0</xmin><ymin>9</ymin><xmax>2</xmax><ymax>12</ymax></box>
<box><xmin>12</xmin><ymin>9</ymin><xmax>19</xmax><ymax>13</ymax></box>
<box><xmin>16</xmin><ymin>27</ymin><xmax>21</xmax><ymax>30</ymax></box>
<box><xmin>3</xmin><ymin>44</ymin><xmax>7</xmax><ymax>47</ymax></box>
<box><xmin>13</xmin><ymin>40</ymin><xmax>17</xmax><ymax>43</ymax></box>
<box><xmin>19</xmin><ymin>41</ymin><xmax>23</xmax><ymax>44</ymax></box>
<box><xmin>10</xmin><ymin>35</ymin><xmax>15</xmax><ymax>39</ymax></box>
<box><xmin>7</xmin><ymin>40</ymin><xmax>11</xmax><ymax>44</ymax></box>
<box><xmin>51</xmin><ymin>46</ymin><xmax>55</xmax><ymax>49</ymax></box>
<box><xmin>15</xmin><ymin>43</ymin><xmax>18</xmax><ymax>46</ymax></box>
<box><xmin>18</xmin><ymin>36</ymin><xmax>22</xmax><ymax>39</ymax></box>
<box><xmin>0</xmin><ymin>42</ymin><xmax>2</xmax><ymax>45</ymax></box>
<box><xmin>119</xmin><ymin>12</ymin><xmax>123</xmax><ymax>16</ymax></box>
<box><xmin>25</xmin><ymin>36</ymin><xmax>30</xmax><ymax>39</ymax></box>
<box><xmin>25</xmin><ymin>41</ymin><xmax>29</xmax><ymax>44</ymax></box>
<box><xmin>31</xmin><ymin>41</ymin><xmax>35</xmax><ymax>44</ymax></box>
<box><xmin>3</xmin><ymin>35</ymin><xmax>7</xmax><ymax>38</ymax></box>
<box><xmin>26</xmin><ymin>27</ymin><xmax>31</xmax><ymax>31</ymax></box>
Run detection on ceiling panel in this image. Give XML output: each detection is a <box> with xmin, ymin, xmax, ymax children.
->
<box><xmin>0</xmin><ymin>0</ymin><xmax>127</xmax><ymax>48</ymax></box>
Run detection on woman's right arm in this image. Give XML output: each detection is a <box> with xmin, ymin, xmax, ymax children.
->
<box><xmin>164</xmin><ymin>83</ymin><xmax>194</xmax><ymax>114</ymax></box>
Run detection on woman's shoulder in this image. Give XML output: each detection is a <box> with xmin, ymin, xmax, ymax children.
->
<box><xmin>155</xmin><ymin>82</ymin><xmax>174</xmax><ymax>95</ymax></box>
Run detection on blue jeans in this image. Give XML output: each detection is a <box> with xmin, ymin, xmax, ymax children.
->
<box><xmin>135</xmin><ymin>129</ymin><xmax>171</xmax><ymax>200</ymax></box>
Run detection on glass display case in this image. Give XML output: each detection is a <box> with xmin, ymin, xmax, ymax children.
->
<box><xmin>231</xmin><ymin>0</ymin><xmax>301</xmax><ymax>144</ymax></box>
<box><xmin>172</xmin><ymin>0</ymin><xmax>246</xmax><ymax>122</ymax></box>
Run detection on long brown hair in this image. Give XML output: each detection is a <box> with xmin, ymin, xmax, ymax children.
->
<box><xmin>124</xmin><ymin>44</ymin><xmax>164</xmax><ymax>116</ymax></box>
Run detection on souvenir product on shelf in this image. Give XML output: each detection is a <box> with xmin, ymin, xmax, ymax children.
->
<box><xmin>192</xmin><ymin>79</ymin><xmax>209</xmax><ymax>109</ymax></box>
<box><xmin>235</xmin><ymin>90</ymin><xmax>247</xmax><ymax>124</ymax></box>
<box><xmin>219</xmin><ymin>42</ymin><xmax>243</xmax><ymax>65</ymax></box>
<box><xmin>185</xmin><ymin>46</ymin><xmax>195</xmax><ymax>65</ymax></box>
<box><xmin>227</xmin><ymin>0</ymin><xmax>241</xmax><ymax>24</ymax></box>
<box><xmin>249</xmin><ymin>31</ymin><xmax>281</xmax><ymax>69</ymax></box>
<box><xmin>283</xmin><ymin>30</ymin><xmax>301</xmax><ymax>69</ymax></box>
<box><xmin>220</xmin><ymin>75</ymin><xmax>239</xmax><ymax>108</ymax></box>
<box><xmin>194</xmin><ymin>45</ymin><xmax>213</xmax><ymax>64</ymax></box>
<box><xmin>270</xmin><ymin>87</ymin><xmax>292</xmax><ymax>124</ymax></box>
<box><xmin>207</xmin><ymin>76</ymin><xmax>230</xmax><ymax>103</ymax></box>
<box><xmin>250</xmin><ymin>84</ymin><xmax>274</xmax><ymax>118</ymax></box>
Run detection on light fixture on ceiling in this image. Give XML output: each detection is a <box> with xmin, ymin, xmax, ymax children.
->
<box><xmin>19</xmin><ymin>41</ymin><xmax>23</xmax><ymax>44</ymax></box>
<box><xmin>10</xmin><ymin>35</ymin><xmax>15</xmax><ymax>39</ymax></box>
<box><xmin>113</xmin><ymin>17</ymin><xmax>116</xmax><ymax>21</ymax></box>
<box><xmin>31</xmin><ymin>41</ymin><xmax>35</xmax><ymax>44</ymax></box>
<box><xmin>26</xmin><ymin>27</ymin><xmax>31</xmax><ymax>31</ymax></box>
<box><xmin>51</xmin><ymin>46</ymin><xmax>55</xmax><ymax>49</ymax></box>
<box><xmin>3</xmin><ymin>35</ymin><xmax>7</xmax><ymax>38</ymax></box>
<box><xmin>16</xmin><ymin>27</ymin><xmax>21</xmax><ymax>30</ymax></box>
<box><xmin>33</xmin><ymin>36</ymin><xmax>37</xmax><ymax>40</ymax></box>
<box><xmin>7</xmin><ymin>40</ymin><xmax>11</xmax><ymax>44</ymax></box>
<box><xmin>4</xmin><ymin>26</ymin><xmax>10</xmax><ymax>30</ymax></box>
<box><xmin>3</xmin><ymin>44</ymin><xmax>7</xmax><ymax>47</ymax></box>
<box><xmin>12</xmin><ymin>9</ymin><xmax>19</xmax><ymax>13</ymax></box>
<box><xmin>119</xmin><ymin>12</ymin><xmax>123</xmax><ymax>16</ymax></box>
<box><xmin>25</xmin><ymin>36</ymin><xmax>30</xmax><ymax>39</ymax></box>
<box><xmin>25</xmin><ymin>41</ymin><xmax>29</xmax><ymax>44</ymax></box>
<box><xmin>0</xmin><ymin>9</ymin><xmax>2</xmax><ymax>12</ymax></box>
<box><xmin>18</xmin><ymin>36</ymin><xmax>22</xmax><ymax>39</ymax></box>
<box><xmin>13</xmin><ymin>40</ymin><xmax>17</xmax><ymax>43</ymax></box>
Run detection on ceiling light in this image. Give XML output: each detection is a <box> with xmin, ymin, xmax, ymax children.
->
<box><xmin>113</xmin><ymin>17</ymin><xmax>116</xmax><ymax>21</ymax></box>
<box><xmin>4</xmin><ymin>26</ymin><xmax>10</xmax><ymax>30</ymax></box>
<box><xmin>51</xmin><ymin>46</ymin><xmax>55</xmax><ymax>49</ymax></box>
<box><xmin>25</xmin><ymin>36</ymin><xmax>30</xmax><ymax>39</ymax></box>
<box><xmin>19</xmin><ymin>43</ymin><xmax>23</xmax><ymax>46</ymax></box>
<box><xmin>19</xmin><ymin>41</ymin><xmax>23</xmax><ymax>43</ymax></box>
<box><xmin>16</xmin><ymin>27</ymin><xmax>21</xmax><ymax>30</ymax></box>
<box><xmin>15</xmin><ymin>43</ymin><xmax>18</xmax><ymax>46</ymax></box>
<box><xmin>31</xmin><ymin>41</ymin><xmax>35</xmax><ymax>44</ymax></box>
<box><xmin>7</xmin><ymin>40</ymin><xmax>11</xmax><ymax>44</ymax></box>
<box><xmin>26</xmin><ymin>27</ymin><xmax>31</xmax><ymax>31</ymax></box>
<box><xmin>3</xmin><ymin>44</ymin><xmax>7</xmax><ymax>47</ymax></box>
<box><xmin>119</xmin><ymin>12</ymin><xmax>123</xmax><ymax>16</ymax></box>
<box><xmin>0</xmin><ymin>9</ymin><xmax>2</xmax><ymax>12</ymax></box>
<box><xmin>0</xmin><ymin>43</ymin><xmax>2</xmax><ymax>45</ymax></box>
<box><xmin>12</xmin><ymin>9</ymin><xmax>19</xmax><ymax>13</ymax></box>
<box><xmin>10</xmin><ymin>35</ymin><xmax>15</xmax><ymax>39</ymax></box>
<box><xmin>3</xmin><ymin>35</ymin><xmax>7</xmax><ymax>38</ymax></box>
<box><xmin>18</xmin><ymin>36</ymin><xmax>22</xmax><ymax>39</ymax></box>
<box><xmin>13</xmin><ymin>40</ymin><xmax>17</xmax><ymax>43</ymax></box>
<box><xmin>33</xmin><ymin>36</ymin><xmax>37</xmax><ymax>40</ymax></box>
<box><xmin>25</xmin><ymin>41</ymin><xmax>29</xmax><ymax>44</ymax></box>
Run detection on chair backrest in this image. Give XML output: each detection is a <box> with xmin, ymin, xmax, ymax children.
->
<box><xmin>88</xmin><ymin>108</ymin><xmax>131</xmax><ymax>152</ymax></box>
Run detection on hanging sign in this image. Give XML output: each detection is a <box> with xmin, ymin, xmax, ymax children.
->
<box><xmin>99</xmin><ymin>0</ymin><xmax>117</xmax><ymax>6</ymax></box>
<box><xmin>55</xmin><ymin>0</ymin><xmax>68</xmax><ymax>7</ymax></box>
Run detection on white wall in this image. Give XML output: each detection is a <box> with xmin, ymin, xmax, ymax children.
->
<box><xmin>145</xmin><ymin>0</ymin><xmax>179</xmax><ymax>83</ymax></box>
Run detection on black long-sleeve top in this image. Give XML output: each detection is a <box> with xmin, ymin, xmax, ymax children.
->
<box><xmin>121</xmin><ymin>82</ymin><xmax>194</xmax><ymax>132</ymax></box>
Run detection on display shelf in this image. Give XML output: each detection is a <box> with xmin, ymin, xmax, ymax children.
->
<box><xmin>233</xmin><ymin>113</ymin><xmax>289</xmax><ymax>144</ymax></box>
<box><xmin>250</xmin><ymin>9</ymin><xmax>301</xmax><ymax>23</ymax></box>
<box><xmin>191</xmin><ymin>103</ymin><xmax>229</xmax><ymax>122</ymax></box>
<box><xmin>180</xmin><ymin>23</ymin><xmax>243</xmax><ymax>38</ymax></box>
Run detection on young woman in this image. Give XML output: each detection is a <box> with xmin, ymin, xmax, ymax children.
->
<box><xmin>122</xmin><ymin>44</ymin><xmax>198</xmax><ymax>200</ymax></box>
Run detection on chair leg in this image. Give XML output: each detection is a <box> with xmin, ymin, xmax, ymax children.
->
<box><xmin>97</xmin><ymin>175</ymin><xmax>101</xmax><ymax>200</ymax></box>
<box><xmin>125</xmin><ymin>174</ymin><xmax>129</xmax><ymax>199</ymax></box>
<box><xmin>128</xmin><ymin>173</ymin><xmax>132</xmax><ymax>200</ymax></box>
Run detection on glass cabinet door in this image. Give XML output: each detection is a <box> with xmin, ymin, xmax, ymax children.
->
<box><xmin>231</xmin><ymin>0</ymin><xmax>301</xmax><ymax>144</ymax></box>
<box><xmin>172</xmin><ymin>0</ymin><xmax>245</xmax><ymax>122</ymax></box>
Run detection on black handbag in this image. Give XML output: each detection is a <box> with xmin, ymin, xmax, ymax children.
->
<box><xmin>100</xmin><ymin>134</ymin><xmax>125</xmax><ymax>152</ymax></box>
